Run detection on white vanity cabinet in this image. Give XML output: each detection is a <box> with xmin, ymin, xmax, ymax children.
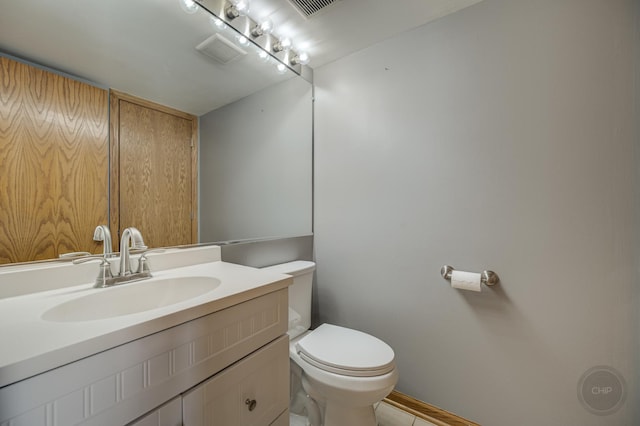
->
<box><xmin>0</xmin><ymin>288</ymin><xmax>289</xmax><ymax>426</ymax></box>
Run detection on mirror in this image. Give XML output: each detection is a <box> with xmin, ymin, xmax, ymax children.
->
<box><xmin>199</xmin><ymin>76</ymin><xmax>313</xmax><ymax>242</ymax></box>
<box><xmin>0</xmin><ymin>0</ymin><xmax>313</xmax><ymax>265</ymax></box>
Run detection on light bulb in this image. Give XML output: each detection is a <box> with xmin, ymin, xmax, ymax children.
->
<box><xmin>251</xmin><ymin>19</ymin><xmax>274</xmax><ymax>38</ymax></box>
<box><xmin>280</xmin><ymin>38</ymin><xmax>292</xmax><ymax>49</ymax></box>
<box><xmin>179</xmin><ymin>0</ymin><xmax>199</xmax><ymax>14</ymax></box>
<box><xmin>291</xmin><ymin>51</ymin><xmax>310</xmax><ymax>65</ymax></box>
<box><xmin>276</xmin><ymin>63</ymin><xmax>287</xmax><ymax>74</ymax></box>
<box><xmin>234</xmin><ymin>0</ymin><xmax>250</xmax><ymax>15</ymax></box>
<box><xmin>210</xmin><ymin>16</ymin><xmax>227</xmax><ymax>30</ymax></box>
<box><xmin>273</xmin><ymin>37</ymin><xmax>292</xmax><ymax>52</ymax></box>
<box><xmin>225</xmin><ymin>0</ymin><xmax>249</xmax><ymax>19</ymax></box>
<box><xmin>260</xmin><ymin>19</ymin><xmax>274</xmax><ymax>34</ymax></box>
<box><xmin>237</xmin><ymin>35</ymin><xmax>249</xmax><ymax>46</ymax></box>
<box><xmin>258</xmin><ymin>50</ymin><xmax>271</xmax><ymax>62</ymax></box>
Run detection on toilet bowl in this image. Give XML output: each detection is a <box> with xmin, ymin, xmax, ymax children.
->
<box><xmin>291</xmin><ymin>324</ymin><xmax>398</xmax><ymax>426</ymax></box>
<box><xmin>261</xmin><ymin>261</ymin><xmax>398</xmax><ymax>426</ymax></box>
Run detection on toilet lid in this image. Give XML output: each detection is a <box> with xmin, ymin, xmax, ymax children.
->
<box><xmin>295</xmin><ymin>324</ymin><xmax>395</xmax><ymax>377</ymax></box>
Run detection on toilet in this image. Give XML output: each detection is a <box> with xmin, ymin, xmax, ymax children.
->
<box><xmin>262</xmin><ymin>261</ymin><xmax>398</xmax><ymax>426</ymax></box>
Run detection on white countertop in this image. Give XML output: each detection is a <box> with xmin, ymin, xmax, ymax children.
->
<box><xmin>0</xmin><ymin>260</ymin><xmax>291</xmax><ymax>388</ymax></box>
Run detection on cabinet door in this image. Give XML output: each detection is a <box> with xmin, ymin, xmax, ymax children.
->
<box><xmin>128</xmin><ymin>396</ymin><xmax>182</xmax><ymax>426</ymax></box>
<box><xmin>183</xmin><ymin>335</ymin><xmax>289</xmax><ymax>426</ymax></box>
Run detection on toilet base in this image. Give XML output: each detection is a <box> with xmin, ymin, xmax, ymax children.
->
<box><xmin>323</xmin><ymin>403</ymin><xmax>377</xmax><ymax>426</ymax></box>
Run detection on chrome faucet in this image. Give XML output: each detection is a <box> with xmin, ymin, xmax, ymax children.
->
<box><xmin>74</xmin><ymin>227</ymin><xmax>162</xmax><ymax>288</ymax></box>
<box><xmin>119</xmin><ymin>227</ymin><xmax>147</xmax><ymax>277</ymax></box>
<box><xmin>93</xmin><ymin>225</ymin><xmax>113</xmax><ymax>257</ymax></box>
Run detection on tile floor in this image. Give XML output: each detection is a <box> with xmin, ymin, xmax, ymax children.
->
<box><xmin>289</xmin><ymin>398</ymin><xmax>439</xmax><ymax>426</ymax></box>
<box><xmin>374</xmin><ymin>401</ymin><xmax>438</xmax><ymax>426</ymax></box>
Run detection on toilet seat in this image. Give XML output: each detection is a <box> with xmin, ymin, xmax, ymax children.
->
<box><xmin>295</xmin><ymin>324</ymin><xmax>395</xmax><ymax>377</ymax></box>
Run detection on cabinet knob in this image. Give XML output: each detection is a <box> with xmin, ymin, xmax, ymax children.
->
<box><xmin>245</xmin><ymin>398</ymin><xmax>257</xmax><ymax>411</ymax></box>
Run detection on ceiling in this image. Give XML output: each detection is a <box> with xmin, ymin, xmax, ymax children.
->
<box><xmin>0</xmin><ymin>0</ymin><xmax>482</xmax><ymax>116</ymax></box>
<box><xmin>248</xmin><ymin>0</ymin><xmax>483</xmax><ymax>67</ymax></box>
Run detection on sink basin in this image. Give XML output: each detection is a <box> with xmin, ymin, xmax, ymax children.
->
<box><xmin>42</xmin><ymin>276</ymin><xmax>221</xmax><ymax>322</ymax></box>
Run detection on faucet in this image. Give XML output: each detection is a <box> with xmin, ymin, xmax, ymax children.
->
<box><xmin>119</xmin><ymin>227</ymin><xmax>147</xmax><ymax>277</ymax></box>
<box><xmin>74</xmin><ymin>227</ymin><xmax>160</xmax><ymax>288</ymax></box>
<box><xmin>93</xmin><ymin>225</ymin><xmax>113</xmax><ymax>257</ymax></box>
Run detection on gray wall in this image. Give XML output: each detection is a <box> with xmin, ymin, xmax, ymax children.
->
<box><xmin>314</xmin><ymin>0</ymin><xmax>637</xmax><ymax>424</ymax></box>
<box><xmin>199</xmin><ymin>76</ymin><xmax>313</xmax><ymax>242</ymax></box>
<box><xmin>219</xmin><ymin>235</ymin><xmax>313</xmax><ymax>268</ymax></box>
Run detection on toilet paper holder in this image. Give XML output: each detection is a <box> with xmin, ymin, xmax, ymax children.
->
<box><xmin>440</xmin><ymin>265</ymin><xmax>499</xmax><ymax>287</ymax></box>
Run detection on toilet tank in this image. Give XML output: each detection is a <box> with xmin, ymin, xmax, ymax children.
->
<box><xmin>261</xmin><ymin>260</ymin><xmax>315</xmax><ymax>339</ymax></box>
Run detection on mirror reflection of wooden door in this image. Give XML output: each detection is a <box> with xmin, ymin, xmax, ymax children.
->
<box><xmin>0</xmin><ymin>56</ymin><xmax>109</xmax><ymax>263</ymax></box>
<box><xmin>110</xmin><ymin>91</ymin><xmax>197</xmax><ymax>250</ymax></box>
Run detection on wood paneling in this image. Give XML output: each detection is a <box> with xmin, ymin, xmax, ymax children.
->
<box><xmin>385</xmin><ymin>390</ymin><xmax>481</xmax><ymax>426</ymax></box>
<box><xmin>110</xmin><ymin>91</ymin><xmax>197</xmax><ymax>249</ymax></box>
<box><xmin>0</xmin><ymin>57</ymin><xmax>108</xmax><ymax>264</ymax></box>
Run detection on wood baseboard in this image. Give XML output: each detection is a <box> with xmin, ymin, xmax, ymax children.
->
<box><xmin>384</xmin><ymin>390</ymin><xmax>480</xmax><ymax>426</ymax></box>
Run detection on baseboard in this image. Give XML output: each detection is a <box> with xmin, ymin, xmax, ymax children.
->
<box><xmin>384</xmin><ymin>391</ymin><xmax>480</xmax><ymax>426</ymax></box>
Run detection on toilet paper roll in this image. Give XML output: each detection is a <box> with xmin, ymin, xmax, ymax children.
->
<box><xmin>451</xmin><ymin>270</ymin><xmax>482</xmax><ymax>292</ymax></box>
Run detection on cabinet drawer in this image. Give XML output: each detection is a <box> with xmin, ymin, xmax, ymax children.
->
<box><xmin>128</xmin><ymin>396</ymin><xmax>182</xmax><ymax>426</ymax></box>
<box><xmin>183</xmin><ymin>335</ymin><xmax>289</xmax><ymax>426</ymax></box>
<box><xmin>269</xmin><ymin>409</ymin><xmax>289</xmax><ymax>426</ymax></box>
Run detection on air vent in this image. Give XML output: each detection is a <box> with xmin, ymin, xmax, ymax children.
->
<box><xmin>195</xmin><ymin>34</ymin><xmax>247</xmax><ymax>64</ymax></box>
<box><xmin>286</xmin><ymin>0</ymin><xmax>340</xmax><ymax>18</ymax></box>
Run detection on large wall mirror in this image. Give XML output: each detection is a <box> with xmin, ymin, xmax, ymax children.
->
<box><xmin>0</xmin><ymin>0</ymin><xmax>313</xmax><ymax>265</ymax></box>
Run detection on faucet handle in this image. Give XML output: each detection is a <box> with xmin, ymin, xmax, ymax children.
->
<box><xmin>136</xmin><ymin>249</ymin><xmax>166</xmax><ymax>274</ymax></box>
<box><xmin>73</xmin><ymin>257</ymin><xmax>114</xmax><ymax>288</ymax></box>
<box><xmin>59</xmin><ymin>251</ymin><xmax>92</xmax><ymax>259</ymax></box>
<box><xmin>72</xmin><ymin>256</ymin><xmax>109</xmax><ymax>265</ymax></box>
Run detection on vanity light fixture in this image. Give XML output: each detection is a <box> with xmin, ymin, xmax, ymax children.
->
<box><xmin>290</xmin><ymin>51</ymin><xmax>309</xmax><ymax>65</ymax></box>
<box><xmin>192</xmin><ymin>0</ymin><xmax>311</xmax><ymax>72</ymax></box>
<box><xmin>272</xmin><ymin>37</ymin><xmax>292</xmax><ymax>52</ymax></box>
<box><xmin>225</xmin><ymin>0</ymin><xmax>251</xmax><ymax>19</ymax></box>
<box><xmin>250</xmin><ymin>19</ymin><xmax>274</xmax><ymax>38</ymax></box>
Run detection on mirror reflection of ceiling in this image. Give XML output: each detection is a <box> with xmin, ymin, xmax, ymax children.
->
<box><xmin>0</xmin><ymin>0</ymin><xmax>299</xmax><ymax>115</ymax></box>
<box><xmin>0</xmin><ymin>0</ymin><xmax>482</xmax><ymax>116</ymax></box>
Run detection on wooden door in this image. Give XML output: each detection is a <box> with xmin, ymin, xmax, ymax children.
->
<box><xmin>110</xmin><ymin>91</ymin><xmax>197</xmax><ymax>250</ymax></box>
<box><xmin>0</xmin><ymin>56</ymin><xmax>109</xmax><ymax>263</ymax></box>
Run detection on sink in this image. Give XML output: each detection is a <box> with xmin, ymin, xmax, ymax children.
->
<box><xmin>42</xmin><ymin>276</ymin><xmax>221</xmax><ymax>322</ymax></box>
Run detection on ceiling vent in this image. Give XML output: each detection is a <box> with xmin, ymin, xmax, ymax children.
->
<box><xmin>195</xmin><ymin>34</ymin><xmax>247</xmax><ymax>64</ymax></box>
<box><xmin>286</xmin><ymin>0</ymin><xmax>340</xmax><ymax>18</ymax></box>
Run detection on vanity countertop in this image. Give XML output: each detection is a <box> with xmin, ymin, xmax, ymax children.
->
<box><xmin>0</xmin><ymin>260</ymin><xmax>291</xmax><ymax>388</ymax></box>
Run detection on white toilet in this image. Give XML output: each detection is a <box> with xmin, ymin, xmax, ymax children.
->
<box><xmin>262</xmin><ymin>261</ymin><xmax>398</xmax><ymax>426</ymax></box>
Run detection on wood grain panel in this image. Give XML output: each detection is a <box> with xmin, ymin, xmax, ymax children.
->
<box><xmin>111</xmin><ymin>91</ymin><xmax>197</xmax><ymax>249</ymax></box>
<box><xmin>385</xmin><ymin>390</ymin><xmax>480</xmax><ymax>426</ymax></box>
<box><xmin>0</xmin><ymin>57</ymin><xmax>108</xmax><ymax>264</ymax></box>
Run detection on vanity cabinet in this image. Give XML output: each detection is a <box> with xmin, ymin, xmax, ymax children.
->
<box><xmin>0</xmin><ymin>288</ymin><xmax>288</xmax><ymax>426</ymax></box>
